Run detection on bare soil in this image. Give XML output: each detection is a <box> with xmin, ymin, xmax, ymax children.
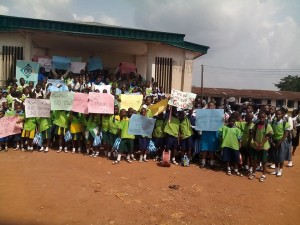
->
<box><xmin>0</xmin><ymin>147</ymin><xmax>300</xmax><ymax>225</ymax></box>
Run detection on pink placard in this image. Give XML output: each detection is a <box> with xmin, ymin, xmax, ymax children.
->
<box><xmin>88</xmin><ymin>92</ymin><xmax>114</xmax><ymax>114</ymax></box>
<box><xmin>119</xmin><ymin>62</ymin><xmax>136</xmax><ymax>74</ymax></box>
<box><xmin>71</xmin><ymin>93</ymin><xmax>89</xmax><ymax>114</ymax></box>
<box><xmin>0</xmin><ymin>116</ymin><xmax>22</xmax><ymax>138</ymax></box>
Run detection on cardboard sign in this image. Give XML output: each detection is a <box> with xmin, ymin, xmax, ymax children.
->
<box><xmin>70</xmin><ymin>62</ymin><xmax>86</xmax><ymax>74</ymax></box>
<box><xmin>195</xmin><ymin>109</ymin><xmax>224</xmax><ymax>131</ymax></box>
<box><xmin>120</xmin><ymin>94</ymin><xmax>143</xmax><ymax>111</ymax></box>
<box><xmin>148</xmin><ymin>99</ymin><xmax>168</xmax><ymax>116</ymax></box>
<box><xmin>88</xmin><ymin>92</ymin><xmax>114</xmax><ymax>114</ymax></box>
<box><xmin>16</xmin><ymin>60</ymin><xmax>39</xmax><ymax>85</ymax></box>
<box><xmin>128</xmin><ymin>114</ymin><xmax>156</xmax><ymax>136</ymax></box>
<box><xmin>50</xmin><ymin>92</ymin><xmax>74</xmax><ymax>111</ymax></box>
<box><xmin>71</xmin><ymin>93</ymin><xmax>89</xmax><ymax>114</ymax></box>
<box><xmin>0</xmin><ymin>116</ymin><xmax>22</xmax><ymax>138</ymax></box>
<box><xmin>168</xmin><ymin>89</ymin><xmax>196</xmax><ymax>110</ymax></box>
<box><xmin>25</xmin><ymin>98</ymin><xmax>51</xmax><ymax>118</ymax></box>
<box><xmin>52</xmin><ymin>56</ymin><xmax>71</xmax><ymax>70</ymax></box>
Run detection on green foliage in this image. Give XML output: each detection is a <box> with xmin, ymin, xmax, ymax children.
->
<box><xmin>274</xmin><ymin>75</ymin><xmax>300</xmax><ymax>92</ymax></box>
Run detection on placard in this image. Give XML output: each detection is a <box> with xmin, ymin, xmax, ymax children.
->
<box><xmin>25</xmin><ymin>98</ymin><xmax>51</xmax><ymax>118</ymax></box>
<box><xmin>128</xmin><ymin>114</ymin><xmax>156</xmax><ymax>136</ymax></box>
<box><xmin>71</xmin><ymin>93</ymin><xmax>89</xmax><ymax>114</ymax></box>
<box><xmin>168</xmin><ymin>89</ymin><xmax>196</xmax><ymax>110</ymax></box>
<box><xmin>88</xmin><ymin>92</ymin><xmax>114</xmax><ymax>114</ymax></box>
<box><xmin>195</xmin><ymin>109</ymin><xmax>224</xmax><ymax>131</ymax></box>
<box><xmin>50</xmin><ymin>92</ymin><xmax>74</xmax><ymax>111</ymax></box>
<box><xmin>0</xmin><ymin>116</ymin><xmax>22</xmax><ymax>138</ymax></box>
<box><xmin>16</xmin><ymin>60</ymin><xmax>39</xmax><ymax>84</ymax></box>
<box><xmin>120</xmin><ymin>94</ymin><xmax>143</xmax><ymax>111</ymax></box>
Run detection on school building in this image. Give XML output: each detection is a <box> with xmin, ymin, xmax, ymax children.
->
<box><xmin>0</xmin><ymin>15</ymin><xmax>209</xmax><ymax>93</ymax></box>
<box><xmin>192</xmin><ymin>86</ymin><xmax>300</xmax><ymax>111</ymax></box>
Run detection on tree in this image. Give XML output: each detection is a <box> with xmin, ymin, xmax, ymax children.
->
<box><xmin>274</xmin><ymin>75</ymin><xmax>300</xmax><ymax>92</ymax></box>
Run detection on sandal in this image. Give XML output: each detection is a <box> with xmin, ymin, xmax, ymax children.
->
<box><xmin>235</xmin><ymin>171</ymin><xmax>243</xmax><ymax>177</ymax></box>
<box><xmin>227</xmin><ymin>170</ymin><xmax>232</xmax><ymax>176</ymax></box>
<box><xmin>112</xmin><ymin>160</ymin><xmax>120</xmax><ymax>164</ymax></box>
<box><xmin>248</xmin><ymin>173</ymin><xmax>255</xmax><ymax>180</ymax></box>
<box><xmin>259</xmin><ymin>176</ymin><xmax>266</xmax><ymax>182</ymax></box>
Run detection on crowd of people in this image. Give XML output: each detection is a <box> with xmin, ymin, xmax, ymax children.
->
<box><xmin>0</xmin><ymin>66</ymin><xmax>299</xmax><ymax>182</ymax></box>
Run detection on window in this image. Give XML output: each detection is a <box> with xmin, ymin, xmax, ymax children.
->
<box><xmin>155</xmin><ymin>57</ymin><xmax>172</xmax><ymax>94</ymax></box>
<box><xmin>2</xmin><ymin>46</ymin><xmax>24</xmax><ymax>82</ymax></box>
<box><xmin>252</xmin><ymin>99</ymin><xmax>262</xmax><ymax>104</ymax></box>
<box><xmin>241</xmin><ymin>98</ymin><xmax>250</xmax><ymax>103</ymax></box>
<box><xmin>267</xmin><ymin>99</ymin><xmax>271</xmax><ymax>105</ymax></box>
<box><xmin>276</xmin><ymin>99</ymin><xmax>284</xmax><ymax>107</ymax></box>
<box><xmin>287</xmin><ymin>100</ymin><xmax>294</xmax><ymax>108</ymax></box>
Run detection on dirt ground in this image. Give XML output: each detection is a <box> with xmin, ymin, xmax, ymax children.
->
<box><xmin>0</xmin><ymin>147</ymin><xmax>300</xmax><ymax>225</ymax></box>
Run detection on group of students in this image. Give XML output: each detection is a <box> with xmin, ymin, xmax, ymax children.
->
<box><xmin>0</xmin><ymin>69</ymin><xmax>299</xmax><ymax>182</ymax></box>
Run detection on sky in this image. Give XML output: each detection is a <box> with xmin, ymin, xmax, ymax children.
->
<box><xmin>1</xmin><ymin>0</ymin><xmax>300</xmax><ymax>90</ymax></box>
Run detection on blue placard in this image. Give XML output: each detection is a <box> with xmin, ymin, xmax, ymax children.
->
<box><xmin>88</xmin><ymin>57</ymin><xmax>103</xmax><ymax>72</ymax></box>
<box><xmin>128</xmin><ymin>114</ymin><xmax>156</xmax><ymax>136</ymax></box>
<box><xmin>47</xmin><ymin>79</ymin><xmax>69</xmax><ymax>92</ymax></box>
<box><xmin>52</xmin><ymin>56</ymin><xmax>71</xmax><ymax>70</ymax></box>
<box><xmin>195</xmin><ymin>109</ymin><xmax>224</xmax><ymax>131</ymax></box>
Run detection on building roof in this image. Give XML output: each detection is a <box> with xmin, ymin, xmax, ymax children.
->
<box><xmin>192</xmin><ymin>87</ymin><xmax>300</xmax><ymax>100</ymax></box>
<box><xmin>0</xmin><ymin>15</ymin><xmax>209</xmax><ymax>56</ymax></box>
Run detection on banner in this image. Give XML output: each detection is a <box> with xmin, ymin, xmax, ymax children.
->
<box><xmin>120</xmin><ymin>94</ymin><xmax>143</xmax><ymax>111</ymax></box>
<box><xmin>148</xmin><ymin>99</ymin><xmax>168</xmax><ymax>116</ymax></box>
<box><xmin>52</xmin><ymin>56</ymin><xmax>71</xmax><ymax>70</ymax></box>
<box><xmin>88</xmin><ymin>92</ymin><xmax>114</xmax><ymax>114</ymax></box>
<box><xmin>0</xmin><ymin>116</ymin><xmax>22</xmax><ymax>138</ymax></box>
<box><xmin>70</xmin><ymin>62</ymin><xmax>86</xmax><ymax>73</ymax></box>
<box><xmin>195</xmin><ymin>109</ymin><xmax>224</xmax><ymax>131</ymax></box>
<box><xmin>16</xmin><ymin>60</ymin><xmax>39</xmax><ymax>85</ymax></box>
<box><xmin>47</xmin><ymin>79</ymin><xmax>69</xmax><ymax>92</ymax></box>
<box><xmin>94</xmin><ymin>84</ymin><xmax>111</xmax><ymax>93</ymax></box>
<box><xmin>25</xmin><ymin>98</ymin><xmax>51</xmax><ymax>118</ymax></box>
<box><xmin>128</xmin><ymin>114</ymin><xmax>156</xmax><ymax>136</ymax></box>
<box><xmin>71</xmin><ymin>93</ymin><xmax>89</xmax><ymax>114</ymax></box>
<box><xmin>50</xmin><ymin>92</ymin><xmax>74</xmax><ymax>111</ymax></box>
<box><xmin>88</xmin><ymin>57</ymin><xmax>103</xmax><ymax>72</ymax></box>
<box><xmin>168</xmin><ymin>89</ymin><xmax>196</xmax><ymax>110</ymax></box>
<box><xmin>38</xmin><ymin>58</ymin><xmax>52</xmax><ymax>72</ymax></box>
<box><xmin>118</xmin><ymin>62</ymin><xmax>136</xmax><ymax>74</ymax></box>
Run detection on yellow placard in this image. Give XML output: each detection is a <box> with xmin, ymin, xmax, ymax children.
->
<box><xmin>120</xmin><ymin>94</ymin><xmax>143</xmax><ymax>111</ymax></box>
<box><xmin>148</xmin><ymin>99</ymin><xmax>168</xmax><ymax>116</ymax></box>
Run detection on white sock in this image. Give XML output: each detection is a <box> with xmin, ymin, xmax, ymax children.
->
<box><xmin>59</xmin><ymin>146</ymin><xmax>62</xmax><ymax>150</ymax></box>
<box><xmin>172</xmin><ymin>157</ymin><xmax>176</xmax><ymax>162</ymax></box>
<box><xmin>227</xmin><ymin>167</ymin><xmax>231</xmax><ymax>171</ymax></box>
<box><xmin>249</xmin><ymin>167</ymin><xmax>253</xmax><ymax>173</ymax></box>
<box><xmin>131</xmin><ymin>154</ymin><xmax>135</xmax><ymax>158</ymax></box>
<box><xmin>201</xmin><ymin>159</ymin><xmax>206</xmax><ymax>165</ymax></box>
<box><xmin>210</xmin><ymin>160</ymin><xmax>214</xmax><ymax>166</ymax></box>
<box><xmin>245</xmin><ymin>165</ymin><xmax>249</xmax><ymax>170</ymax></box>
<box><xmin>139</xmin><ymin>155</ymin><xmax>143</xmax><ymax>161</ymax></box>
<box><xmin>143</xmin><ymin>154</ymin><xmax>147</xmax><ymax>160</ymax></box>
<box><xmin>117</xmin><ymin>154</ymin><xmax>121</xmax><ymax>161</ymax></box>
<box><xmin>275</xmin><ymin>167</ymin><xmax>279</xmax><ymax>173</ymax></box>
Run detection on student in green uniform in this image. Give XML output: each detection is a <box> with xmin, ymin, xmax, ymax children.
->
<box><xmin>12</xmin><ymin>103</ymin><xmax>25</xmax><ymax>151</ymax></box>
<box><xmin>69</xmin><ymin>112</ymin><xmax>83</xmax><ymax>154</ymax></box>
<box><xmin>164</xmin><ymin>107</ymin><xmax>180</xmax><ymax>165</ymax></box>
<box><xmin>107</xmin><ymin>105</ymin><xmax>120</xmax><ymax>159</ymax></box>
<box><xmin>269</xmin><ymin>109</ymin><xmax>290</xmax><ymax>177</ymax></box>
<box><xmin>36</xmin><ymin>115</ymin><xmax>52</xmax><ymax>152</ymax></box>
<box><xmin>218</xmin><ymin>116</ymin><xmax>243</xmax><ymax>176</ymax></box>
<box><xmin>83</xmin><ymin>113</ymin><xmax>101</xmax><ymax>156</ymax></box>
<box><xmin>178</xmin><ymin>110</ymin><xmax>194</xmax><ymax>162</ymax></box>
<box><xmin>53</xmin><ymin>110</ymin><xmax>69</xmax><ymax>153</ymax></box>
<box><xmin>22</xmin><ymin>116</ymin><xmax>37</xmax><ymax>151</ymax></box>
<box><xmin>239</xmin><ymin>112</ymin><xmax>254</xmax><ymax>171</ymax></box>
<box><xmin>113</xmin><ymin>108</ymin><xmax>135</xmax><ymax>164</ymax></box>
<box><xmin>101</xmin><ymin>113</ymin><xmax>110</xmax><ymax>157</ymax></box>
<box><xmin>138</xmin><ymin>108</ymin><xmax>152</xmax><ymax>162</ymax></box>
<box><xmin>249</xmin><ymin>111</ymin><xmax>273</xmax><ymax>182</ymax></box>
<box><xmin>152</xmin><ymin>113</ymin><xmax>166</xmax><ymax>162</ymax></box>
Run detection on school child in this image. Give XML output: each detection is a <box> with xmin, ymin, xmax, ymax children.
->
<box><xmin>269</xmin><ymin>109</ymin><xmax>291</xmax><ymax>177</ymax></box>
<box><xmin>22</xmin><ymin>115</ymin><xmax>37</xmax><ymax>151</ymax></box>
<box><xmin>218</xmin><ymin>116</ymin><xmax>243</xmax><ymax>176</ymax></box>
<box><xmin>69</xmin><ymin>112</ymin><xmax>83</xmax><ymax>154</ymax></box>
<box><xmin>83</xmin><ymin>113</ymin><xmax>101</xmax><ymax>156</ymax></box>
<box><xmin>107</xmin><ymin>105</ymin><xmax>120</xmax><ymax>158</ymax></box>
<box><xmin>12</xmin><ymin>103</ymin><xmax>25</xmax><ymax>151</ymax></box>
<box><xmin>281</xmin><ymin>106</ymin><xmax>294</xmax><ymax>167</ymax></box>
<box><xmin>152</xmin><ymin>112</ymin><xmax>166</xmax><ymax>161</ymax></box>
<box><xmin>113</xmin><ymin>108</ymin><xmax>135</xmax><ymax>164</ymax></box>
<box><xmin>36</xmin><ymin>115</ymin><xmax>52</xmax><ymax>152</ymax></box>
<box><xmin>53</xmin><ymin>110</ymin><xmax>69</xmax><ymax>153</ymax></box>
<box><xmin>101</xmin><ymin>113</ymin><xmax>111</xmax><ymax>157</ymax></box>
<box><xmin>199</xmin><ymin>102</ymin><xmax>219</xmax><ymax>168</ymax></box>
<box><xmin>291</xmin><ymin>109</ymin><xmax>300</xmax><ymax>156</ymax></box>
<box><xmin>249</xmin><ymin>111</ymin><xmax>273</xmax><ymax>182</ymax></box>
<box><xmin>164</xmin><ymin>107</ymin><xmax>180</xmax><ymax>165</ymax></box>
<box><xmin>158</xmin><ymin>86</ymin><xmax>166</xmax><ymax>100</ymax></box>
<box><xmin>34</xmin><ymin>84</ymin><xmax>44</xmax><ymax>99</ymax></box>
<box><xmin>0</xmin><ymin>110</ymin><xmax>9</xmax><ymax>151</ymax></box>
<box><xmin>239</xmin><ymin>112</ymin><xmax>254</xmax><ymax>171</ymax></box>
<box><xmin>178</xmin><ymin>110</ymin><xmax>194</xmax><ymax>165</ymax></box>
<box><xmin>138</xmin><ymin>108</ymin><xmax>152</xmax><ymax>162</ymax></box>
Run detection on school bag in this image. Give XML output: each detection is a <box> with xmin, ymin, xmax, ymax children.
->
<box><xmin>112</xmin><ymin>137</ymin><xmax>121</xmax><ymax>151</ymax></box>
<box><xmin>161</xmin><ymin>150</ymin><xmax>171</xmax><ymax>167</ymax></box>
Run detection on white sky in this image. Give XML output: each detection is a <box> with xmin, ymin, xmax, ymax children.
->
<box><xmin>1</xmin><ymin>0</ymin><xmax>300</xmax><ymax>90</ymax></box>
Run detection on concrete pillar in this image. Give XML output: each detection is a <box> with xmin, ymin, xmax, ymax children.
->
<box><xmin>182</xmin><ymin>60</ymin><xmax>193</xmax><ymax>92</ymax></box>
<box><xmin>24</xmin><ymin>32</ymin><xmax>32</xmax><ymax>61</ymax></box>
<box><xmin>146</xmin><ymin>44</ymin><xmax>153</xmax><ymax>82</ymax></box>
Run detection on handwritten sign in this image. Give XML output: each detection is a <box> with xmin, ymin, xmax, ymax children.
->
<box><xmin>47</xmin><ymin>79</ymin><xmax>69</xmax><ymax>92</ymax></box>
<box><xmin>52</xmin><ymin>56</ymin><xmax>71</xmax><ymax>70</ymax></box>
<box><xmin>195</xmin><ymin>109</ymin><xmax>224</xmax><ymax>131</ymax></box>
<box><xmin>88</xmin><ymin>92</ymin><xmax>114</xmax><ymax>114</ymax></box>
<box><xmin>50</xmin><ymin>92</ymin><xmax>74</xmax><ymax>111</ymax></box>
<box><xmin>168</xmin><ymin>89</ymin><xmax>196</xmax><ymax>110</ymax></box>
<box><xmin>38</xmin><ymin>57</ymin><xmax>52</xmax><ymax>72</ymax></box>
<box><xmin>71</xmin><ymin>93</ymin><xmax>89</xmax><ymax>114</ymax></box>
<box><xmin>25</xmin><ymin>98</ymin><xmax>51</xmax><ymax>118</ymax></box>
<box><xmin>88</xmin><ymin>57</ymin><xmax>103</xmax><ymax>72</ymax></box>
<box><xmin>0</xmin><ymin>116</ymin><xmax>22</xmax><ymax>138</ymax></box>
<box><xmin>128</xmin><ymin>114</ymin><xmax>156</xmax><ymax>136</ymax></box>
<box><xmin>70</xmin><ymin>62</ymin><xmax>86</xmax><ymax>73</ymax></box>
<box><xmin>16</xmin><ymin>60</ymin><xmax>39</xmax><ymax>85</ymax></box>
<box><xmin>94</xmin><ymin>84</ymin><xmax>111</xmax><ymax>93</ymax></box>
<box><xmin>120</xmin><ymin>94</ymin><xmax>143</xmax><ymax>111</ymax></box>
<box><xmin>148</xmin><ymin>99</ymin><xmax>168</xmax><ymax>116</ymax></box>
